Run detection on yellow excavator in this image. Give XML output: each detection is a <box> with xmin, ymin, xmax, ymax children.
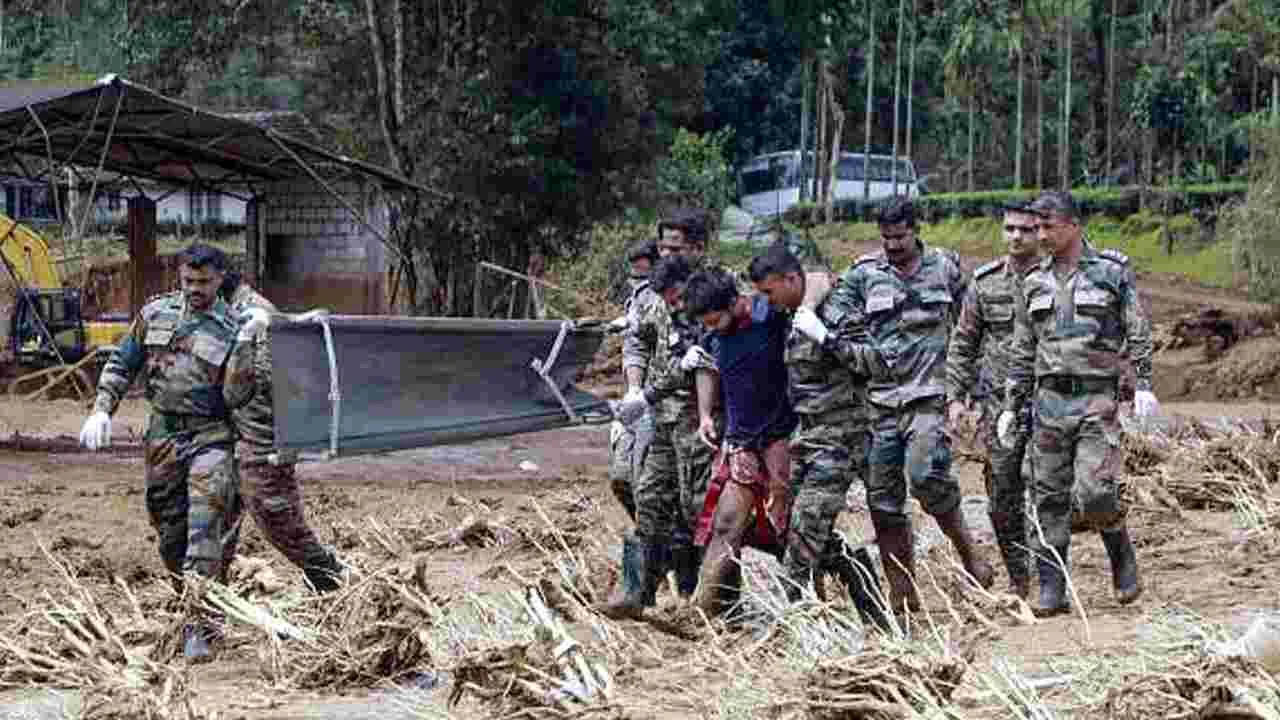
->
<box><xmin>0</xmin><ymin>213</ymin><xmax>130</xmax><ymax>397</ymax></box>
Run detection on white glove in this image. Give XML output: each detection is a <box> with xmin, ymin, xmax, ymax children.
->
<box><xmin>237</xmin><ymin>307</ymin><xmax>270</xmax><ymax>341</ymax></box>
<box><xmin>79</xmin><ymin>411</ymin><xmax>112</xmax><ymax>451</ymax></box>
<box><xmin>612</xmin><ymin>388</ymin><xmax>650</xmax><ymax>426</ymax></box>
<box><xmin>680</xmin><ymin>345</ymin><xmax>715</xmax><ymax>371</ymax></box>
<box><xmin>996</xmin><ymin>410</ymin><xmax>1016</xmax><ymax>450</ymax></box>
<box><xmin>607</xmin><ymin>315</ymin><xmax>629</xmax><ymax>333</ymax></box>
<box><xmin>1133</xmin><ymin>390</ymin><xmax>1161</xmax><ymax>419</ymax></box>
<box><xmin>792</xmin><ymin>306</ymin><xmax>829</xmax><ymax>345</ymax></box>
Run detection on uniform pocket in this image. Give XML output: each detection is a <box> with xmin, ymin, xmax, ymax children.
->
<box><xmin>1074</xmin><ymin>288</ymin><xmax>1114</xmax><ymax>316</ymax></box>
<box><xmin>192</xmin><ymin>333</ymin><xmax>230</xmax><ymax>367</ymax></box>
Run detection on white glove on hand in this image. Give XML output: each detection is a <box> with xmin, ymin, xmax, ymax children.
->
<box><xmin>612</xmin><ymin>388</ymin><xmax>650</xmax><ymax>427</ymax></box>
<box><xmin>237</xmin><ymin>307</ymin><xmax>270</xmax><ymax>341</ymax></box>
<box><xmin>79</xmin><ymin>411</ymin><xmax>111</xmax><ymax>451</ymax></box>
<box><xmin>996</xmin><ymin>410</ymin><xmax>1017</xmax><ymax>450</ymax></box>
<box><xmin>680</xmin><ymin>345</ymin><xmax>715</xmax><ymax>372</ymax></box>
<box><xmin>607</xmin><ymin>315</ymin><xmax>629</xmax><ymax>333</ymax></box>
<box><xmin>1133</xmin><ymin>390</ymin><xmax>1161</xmax><ymax>419</ymax></box>
<box><xmin>792</xmin><ymin>306</ymin><xmax>829</xmax><ymax>345</ymax></box>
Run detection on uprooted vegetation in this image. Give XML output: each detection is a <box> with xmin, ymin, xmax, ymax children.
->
<box><xmin>2</xmin><ymin>423</ymin><xmax>1280</xmax><ymax>718</ymax></box>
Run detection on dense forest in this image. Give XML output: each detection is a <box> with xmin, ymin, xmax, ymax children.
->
<box><xmin>2</xmin><ymin>0</ymin><xmax>1279</xmax><ymax>310</ymax></box>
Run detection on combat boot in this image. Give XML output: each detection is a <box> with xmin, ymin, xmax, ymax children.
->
<box><xmin>596</xmin><ymin>536</ymin><xmax>659</xmax><ymax>620</ymax></box>
<box><xmin>872</xmin><ymin>515</ymin><xmax>921</xmax><ymax>614</ymax></box>
<box><xmin>990</xmin><ymin>510</ymin><xmax>1031</xmax><ymax>599</ymax></box>
<box><xmin>1101</xmin><ymin>526</ymin><xmax>1142</xmax><ymax>605</ymax></box>
<box><xmin>1034</xmin><ymin>544</ymin><xmax>1071</xmax><ymax>618</ymax></box>
<box><xmin>182</xmin><ymin>621</ymin><xmax>216</xmax><ymax>662</ymax></box>
<box><xmin>822</xmin><ymin>535</ymin><xmax>891</xmax><ymax>632</ymax></box>
<box><xmin>935</xmin><ymin>506</ymin><xmax>995</xmax><ymax>590</ymax></box>
<box><xmin>671</xmin><ymin>544</ymin><xmax>703</xmax><ymax>599</ymax></box>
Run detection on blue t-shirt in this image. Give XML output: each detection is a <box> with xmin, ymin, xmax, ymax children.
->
<box><xmin>703</xmin><ymin>294</ymin><xmax>797</xmax><ymax>448</ymax></box>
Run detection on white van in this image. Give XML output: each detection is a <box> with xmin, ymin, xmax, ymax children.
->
<box><xmin>737</xmin><ymin>150</ymin><xmax>921</xmax><ymax>218</ymax></box>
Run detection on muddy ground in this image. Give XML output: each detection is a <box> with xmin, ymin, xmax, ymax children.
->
<box><xmin>0</xmin><ymin>267</ymin><xmax>1277</xmax><ymax>718</ymax></box>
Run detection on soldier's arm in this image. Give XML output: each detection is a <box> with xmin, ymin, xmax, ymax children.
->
<box><xmin>821</xmin><ymin>270</ymin><xmax>881</xmax><ymax>377</ymax></box>
<box><xmin>1120</xmin><ymin>266</ymin><xmax>1154</xmax><ymax>391</ymax></box>
<box><xmin>222</xmin><ymin>334</ymin><xmax>259</xmax><ymax>410</ymax></box>
<box><xmin>622</xmin><ymin>298</ymin><xmax>655</xmax><ymax>388</ymax></box>
<box><xmin>1003</xmin><ymin>288</ymin><xmax>1037</xmax><ymax>414</ymax></box>
<box><xmin>643</xmin><ymin>330</ymin><xmax>716</xmax><ymax>405</ymax></box>
<box><xmin>92</xmin><ymin>315</ymin><xmax>148</xmax><ymax>416</ymax></box>
<box><xmin>945</xmin><ymin>283</ymin><xmax>983</xmax><ymax>400</ymax></box>
<box><xmin>948</xmin><ymin>253</ymin><xmax>968</xmax><ymax>326</ymax></box>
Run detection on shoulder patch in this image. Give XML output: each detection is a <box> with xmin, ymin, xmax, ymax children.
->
<box><xmin>140</xmin><ymin>291</ymin><xmax>182</xmax><ymax>317</ymax></box>
<box><xmin>973</xmin><ymin>258</ymin><xmax>1006</xmax><ymax>279</ymax></box>
<box><xmin>853</xmin><ymin>252</ymin><xmax>881</xmax><ymax>267</ymax></box>
<box><xmin>1099</xmin><ymin>248</ymin><xmax>1130</xmax><ymax>265</ymax></box>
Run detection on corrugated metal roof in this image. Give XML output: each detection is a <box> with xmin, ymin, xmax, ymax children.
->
<box><xmin>0</xmin><ymin>76</ymin><xmax>439</xmax><ymax>196</ymax></box>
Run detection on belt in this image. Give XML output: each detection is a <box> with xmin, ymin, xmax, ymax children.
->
<box><xmin>1038</xmin><ymin>375</ymin><xmax>1117</xmax><ymax>396</ymax></box>
<box><xmin>150</xmin><ymin>412</ymin><xmax>220</xmax><ymax>434</ymax></box>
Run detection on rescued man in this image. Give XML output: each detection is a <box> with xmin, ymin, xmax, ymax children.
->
<box><xmin>681</xmin><ymin>267</ymin><xmax>797</xmax><ymax>617</ymax></box>
<box><xmin>604</xmin><ymin>249</ymin><xmax>720</xmax><ymax>618</ymax></box>
<box><xmin>999</xmin><ymin>191</ymin><xmax>1157</xmax><ymax>617</ymax></box>
<box><xmin>749</xmin><ymin>245</ymin><xmax>888</xmax><ymax>627</ymax></box>
<box><xmin>219</xmin><ymin>272</ymin><xmax>344</xmax><ymax>593</ymax></box>
<box><xmin>79</xmin><ymin>243</ymin><xmax>242</xmax><ymax>659</ymax></box>
<box><xmin>825</xmin><ymin>198</ymin><xmax>994</xmax><ymax>614</ymax></box>
<box><xmin>944</xmin><ymin>203</ymin><xmax>1043</xmax><ymax>599</ymax></box>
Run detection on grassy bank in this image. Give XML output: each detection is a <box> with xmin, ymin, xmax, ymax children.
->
<box><xmin>806</xmin><ymin>211</ymin><xmax>1238</xmax><ymax>288</ymax></box>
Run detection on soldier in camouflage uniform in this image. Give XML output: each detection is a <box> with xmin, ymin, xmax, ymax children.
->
<box><xmin>220</xmin><ymin>273</ymin><xmax>344</xmax><ymax>593</ymax></box>
<box><xmin>602</xmin><ymin>210</ymin><xmax>719</xmax><ymax>619</ymax></box>
<box><xmin>1000</xmin><ymin>191</ymin><xmax>1158</xmax><ymax>617</ymax></box>
<box><xmin>749</xmin><ymin>245</ymin><xmax>887</xmax><ymax>628</ymax></box>
<box><xmin>826</xmin><ymin>199</ymin><xmax>994</xmax><ymax>613</ymax></box>
<box><xmin>945</xmin><ymin>204</ymin><xmax>1042</xmax><ymax>599</ymax></box>
<box><xmin>611</xmin><ymin>238</ymin><xmax>660</xmax><ymax>518</ymax></box>
<box><xmin>78</xmin><ymin>244</ymin><xmax>242</xmax><ymax>660</ymax></box>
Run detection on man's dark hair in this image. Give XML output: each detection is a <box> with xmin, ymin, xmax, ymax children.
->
<box><xmin>1028</xmin><ymin>190</ymin><xmax>1079</xmax><ymax>221</ymax></box>
<box><xmin>218</xmin><ymin>270</ymin><xmax>243</xmax><ymax>300</ymax></box>
<box><xmin>658</xmin><ymin>207</ymin><xmax>710</xmax><ymax>247</ymax></box>
<box><xmin>179</xmin><ymin>243</ymin><xmax>229</xmax><ymax>272</ymax></box>
<box><xmin>650</xmin><ymin>255</ymin><xmax>693</xmax><ymax>293</ymax></box>
<box><xmin>626</xmin><ymin>238</ymin><xmax>659</xmax><ymax>265</ymax></box>
<box><xmin>684</xmin><ymin>268</ymin><xmax>739</xmax><ymax>318</ymax></box>
<box><xmin>747</xmin><ymin>243</ymin><xmax>803</xmax><ymax>283</ymax></box>
<box><xmin>877</xmin><ymin>197</ymin><xmax>917</xmax><ymax>229</ymax></box>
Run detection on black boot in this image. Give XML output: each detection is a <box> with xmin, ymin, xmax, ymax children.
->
<box><xmin>182</xmin><ymin>621</ymin><xmax>217</xmax><ymax>662</ymax></box>
<box><xmin>303</xmin><ymin>548</ymin><xmax>344</xmax><ymax>594</ymax></box>
<box><xmin>822</xmin><ymin>535</ymin><xmax>891</xmax><ymax>632</ymax></box>
<box><xmin>1034</xmin><ymin>543</ymin><xmax>1071</xmax><ymax>618</ymax></box>
<box><xmin>1101</xmin><ymin>526</ymin><xmax>1142</xmax><ymax>605</ymax></box>
<box><xmin>935</xmin><ymin>506</ymin><xmax>995</xmax><ymax>590</ymax></box>
<box><xmin>872</xmin><ymin>513</ymin><xmax>921</xmax><ymax>613</ymax></box>
<box><xmin>671</xmin><ymin>545</ymin><xmax>703</xmax><ymax>599</ymax></box>
<box><xmin>990</xmin><ymin>510</ymin><xmax>1031</xmax><ymax>599</ymax></box>
<box><xmin>596</xmin><ymin>536</ymin><xmax>658</xmax><ymax>619</ymax></box>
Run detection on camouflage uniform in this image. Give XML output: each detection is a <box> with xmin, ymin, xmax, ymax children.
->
<box><xmin>1005</xmin><ymin>245</ymin><xmax>1152</xmax><ymax>550</ymax></box>
<box><xmin>222</xmin><ymin>284</ymin><xmax>338</xmax><ymax>584</ymax></box>
<box><xmin>783</xmin><ymin>290</ymin><xmax>880</xmax><ymax>592</ymax></box>
<box><xmin>828</xmin><ymin>246</ymin><xmax>966</xmax><ymax>524</ymax></box>
<box><xmin>946</xmin><ymin>256</ymin><xmax>1034</xmax><ymax>586</ymax></box>
<box><xmin>631</xmin><ymin>295</ymin><xmax>717</xmax><ymax>558</ymax></box>
<box><xmin>93</xmin><ymin>292</ymin><xmax>241</xmax><ymax>581</ymax></box>
<box><xmin>611</xmin><ymin>280</ymin><xmax>662</xmax><ymax>518</ymax></box>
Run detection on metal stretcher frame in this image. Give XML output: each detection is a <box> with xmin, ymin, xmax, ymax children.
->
<box><xmin>266</xmin><ymin>314</ymin><xmax>611</xmax><ymax>463</ymax></box>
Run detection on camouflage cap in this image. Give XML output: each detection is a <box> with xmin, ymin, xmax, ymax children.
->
<box><xmin>1027</xmin><ymin>190</ymin><xmax>1078</xmax><ymax>220</ymax></box>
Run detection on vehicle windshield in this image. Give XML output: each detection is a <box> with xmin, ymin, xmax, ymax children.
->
<box><xmin>739</xmin><ymin>153</ymin><xmax>915</xmax><ymax>195</ymax></box>
<box><xmin>836</xmin><ymin>156</ymin><xmax>915</xmax><ymax>182</ymax></box>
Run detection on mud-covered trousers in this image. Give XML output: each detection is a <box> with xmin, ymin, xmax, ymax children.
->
<box><xmin>785</xmin><ymin>415</ymin><xmax>867</xmax><ymax>589</ymax></box>
<box><xmin>978</xmin><ymin>397</ymin><xmax>1031</xmax><ymax>580</ymax></box>
<box><xmin>222</xmin><ymin>461</ymin><xmax>333</xmax><ymax>573</ymax></box>
<box><xmin>633</xmin><ymin>411</ymin><xmax>715</xmax><ymax>552</ymax></box>
<box><xmin>866</xmin><ymin>397</ymin><xmax>962</xmax><ymax>526</ymax></box>
<box><xmin>1029</xmin><ymin>384</ymin><xmax>1126</xmax><ymax>550</ymax></box>
<box><xmin>144</xmin><ymin>422</ymin><xmax>242</xmax><ymax>581</ymax></box>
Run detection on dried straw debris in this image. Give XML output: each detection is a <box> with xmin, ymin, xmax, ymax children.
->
<box><xmin>1102</xmin><ymin>654</ymin><xmax>1280</xmax><ymax>720</ymax></box>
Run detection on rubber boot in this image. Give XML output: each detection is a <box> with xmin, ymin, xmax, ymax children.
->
<box><xmin>872</xmin><ymin>515</ymin><xmax>921</xmax><ymax>613</ymax></box>
<box><xmin>990</xmin><ymin>510</ymin><xmax>1031</xmax><ymax>599</ymax></box>
<box><xmin>935</xmin><ymin>506</ymin><xmax>996</xmax><ymax>590</ymax></box>
<box><xmin>1034</xmin><ymin>543</ymin><xmax>1071</xmax><ymax>618</ymax></box>
<box><xmin>1101</xmin><ymin>526</ymin><xmax>1142</xmax><ymax>606</ymax></box>
<box><xmin>303</xmin><ymin>547</ymin><xmax>344</xmax><ymax>594</ymax></box>
<box><xmin>672</xmin><ymin>544</ymin><xmax>702</xmax><ymax>599</ymax></box>
<box><xmin>596</xmin><ymin>537</ymin><xmax>658</xmax><ymax>620</ymax></box>
<box><xmin>822</xmin><ymin>535</ymin><xmax>891</xmax><ymax>632</ymax></box>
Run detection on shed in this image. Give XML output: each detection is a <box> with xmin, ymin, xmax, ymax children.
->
<box><xmin>0</xmin><ymin>75</ymin><xmax>437</xmax><ymax>315</ymax></box>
